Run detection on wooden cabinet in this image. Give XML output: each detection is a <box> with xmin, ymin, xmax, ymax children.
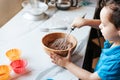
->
<box><xmin>0</xmin><ymin>0</ymin><xmax>23</xmax><ymax>27</ymax></box>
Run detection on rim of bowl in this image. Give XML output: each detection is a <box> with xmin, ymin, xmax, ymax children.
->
<box><xmin>42</xmin><ymin>32</ymin><xmax>77</xmax><ymax>51</ymax></box>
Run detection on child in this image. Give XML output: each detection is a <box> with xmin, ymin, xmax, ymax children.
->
<box><xmin>50</xmin><ymin>0</ymin><xmax>120</xmax><ymax>80</ymax></box>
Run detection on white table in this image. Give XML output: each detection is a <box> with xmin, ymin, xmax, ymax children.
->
<box><xmin>0</xmin><ymin>1</ymin><xmax>97</xmax><ymax>80</ymax></box>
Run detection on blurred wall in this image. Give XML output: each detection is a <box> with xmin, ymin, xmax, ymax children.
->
<box><xmin>0</xmin><ymin>0</ymin><xmax>23</xmax><ymax>27</ymax></box>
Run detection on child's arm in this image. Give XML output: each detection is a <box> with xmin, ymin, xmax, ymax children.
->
<box><xmin>50</xmin><ymin>52</ymin><xmax>101</xmax><ymax>80</ymax></box>
<box><xmin>71</xmin><ymin>17</ymin><xmax>101</xmax><ymax>29</ymax></box>
<box><xmin>65</xmin><ymin>62</ymin><xmax>101</xmax><ymax>80</ymax></box>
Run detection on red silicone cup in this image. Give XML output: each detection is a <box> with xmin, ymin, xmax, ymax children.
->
<box><xmin>10</xmin><ymin>59</ymin><xmax>27</xmax><ymax>74</ymax></box>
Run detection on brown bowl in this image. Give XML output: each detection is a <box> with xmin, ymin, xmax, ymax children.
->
<box><xmin>42</xmin><ymin>32</ymin><xmax>77</xmax><ymax>57</ymax></box>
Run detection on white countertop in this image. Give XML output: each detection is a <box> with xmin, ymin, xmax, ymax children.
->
<box><xmin>0</xmin><ymin>1</ymin><xmax>97</xmax><ymax>80</ymax></box>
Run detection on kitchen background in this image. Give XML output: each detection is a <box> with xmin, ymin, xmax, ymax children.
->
<box><xmin>0</xmin><ymin>0</ymin><xmax>104</xmax><ymax>72</ymax></box>
<box><xmin>0</xmin><ymin>0</ymin><xmax>23</xmax><ymax>27</ymax></box>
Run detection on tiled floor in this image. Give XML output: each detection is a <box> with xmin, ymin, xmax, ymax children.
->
<box><xmin>83</xmin><ymin>28</ymin><xmax>105</xmax><ymax>72</ymax></box>
<box><xmin>92</xmin><ymin>37</ymin><xmax>105</xmax><ymax>69</ymax></box>
<box><xmin>91</xmin><ymin>29</ymin><xmax>105</xmax><ymax>70</ymax></box>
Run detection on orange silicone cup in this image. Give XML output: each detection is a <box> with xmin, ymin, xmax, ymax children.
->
<box><xmin>0</xmin><ymin>65</ymin><xmax>11</xmax><ymax>80</ymax></box>
<box><xmin>6</xmin><ymin>48</ymin><xmax>21</xmax><ymax>61</ymax></box>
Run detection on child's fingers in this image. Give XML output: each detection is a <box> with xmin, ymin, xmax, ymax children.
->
<box><xmin>67</xmin><ymin>49</ymin><xmax>72</xmax><ymax>58</ymax></box>
<box><xmin>50</xmin><ymin>52</ymin><xmax>54</xmax><ymax>58</ymax></box>
<box><xmin>50</xmin><ymin>53</ymin><xmax>61</xmax><ymax>60</ymax></box>
<box><xmin>52</xmin><ymin>60</ymin><xmax>56</xmax><ymax>64</ymax></box>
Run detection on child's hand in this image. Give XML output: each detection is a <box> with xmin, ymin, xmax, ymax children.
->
<box><xmin>71</xmin><ymin>17</ymin><xmax>87</xmax><ymax>28</ymax></box>
<box><xmin>50</xmin><ymin>50</ymin><xmax>72</xmax><ymax>67</ymax></box>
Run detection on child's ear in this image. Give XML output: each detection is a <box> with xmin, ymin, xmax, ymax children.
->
<box><xmin>118</xmin><ymin>28</ymin><xmax>120</xmax><ymax>36</ymax></box>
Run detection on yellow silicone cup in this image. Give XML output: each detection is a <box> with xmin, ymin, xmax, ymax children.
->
<box><xmin>6</xmin><ymin>48</ymin><xmax>21</xmax><ymax>61</ymax></box>
<box><xmin>0</xmin><ymin>65</ymin><xmax>11</xmax><ymax>80</ymax></box>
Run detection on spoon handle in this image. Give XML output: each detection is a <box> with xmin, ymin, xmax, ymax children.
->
<box><xmin>51</xmin><ymin>27</ymin><xmax>68</xmax><ymax>30</ymax></box>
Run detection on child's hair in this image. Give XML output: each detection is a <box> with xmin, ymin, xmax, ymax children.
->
<box><xmin>101</xmin><ymin>0</ymin><xmax>120</xmax><ymax>29</ymax></box>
